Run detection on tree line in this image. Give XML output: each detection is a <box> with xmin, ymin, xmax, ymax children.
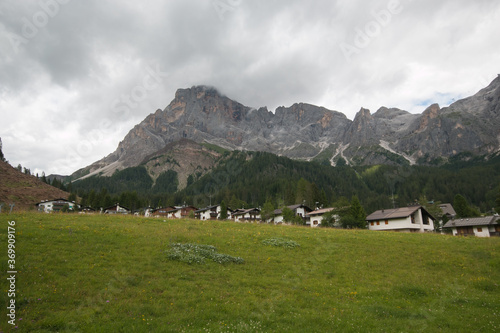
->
<box><xmin>67</xmin><ymin>150</ymin><xmax>500</xmax><ymax>223</ymax></box>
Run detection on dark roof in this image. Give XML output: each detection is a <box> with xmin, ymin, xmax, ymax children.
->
<box><xmin>195</xmin><ymin>205</ymin><xmax>219</xmax><ymax>213</ymax></box>
<box><xmin>366</xmin><ymin>206</ymin><xmax>434</xmax><ymax>221</ymax></box>
<box><xmin>104</xmin><ymin>204</ymin><xmax>130</xmax><ymax>211</ymax></box>
<box><xmin>274</xmin><ymin>204</ymin><xmax>313</xmax><ymax>215</ymax></box>
<box><xmin>443</xmin><ymin>216</ymin><xmax>499</xmax><ymax>228</ymax></box>
<box><xmin>36</xmin><ymin>198</ymin><xmax>72</xmax><ymax>205</ymax></box>
<box><xmin>439</xmin><ymin>203</ymin><xmax>457</xmax><ymax>217</ymax></box>
<box><xmin>232</xmin><ymin>208</ymin><xmax>260</xmax><ymax>216</ymax></box>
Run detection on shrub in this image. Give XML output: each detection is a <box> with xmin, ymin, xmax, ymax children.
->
<box><xmin>166</xmin><ymin>243</ymin><xmax>244</xmax><ymax>264</ymax></box>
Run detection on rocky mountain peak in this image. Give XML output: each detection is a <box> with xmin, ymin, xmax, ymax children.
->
<box><xmin>72</xmin><ymin>75</ymin><xmax>500</xmax><ymax>179</ymax></box>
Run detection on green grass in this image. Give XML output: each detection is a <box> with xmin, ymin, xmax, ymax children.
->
<box><xmin>1</xmin><ymin>212</ymin><xmax>499</xmax><ymax>332</ymax></box>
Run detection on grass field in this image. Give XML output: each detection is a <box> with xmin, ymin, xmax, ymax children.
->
<box><xmin>1</xmin><ymin>212</ymin><xmax>499</xmax><ymax>332</ymax></box>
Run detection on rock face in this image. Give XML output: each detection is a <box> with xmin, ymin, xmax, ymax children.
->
<box><xmin>75</xmin><ymin>76</ymin><xmax>500</xmax><ymax>178</ymax></box>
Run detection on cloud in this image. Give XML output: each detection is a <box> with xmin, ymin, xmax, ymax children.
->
<box><xmin>0</xmin><ymin>0</ymin><xmax>499</xmax><ymax>175</ymax></box>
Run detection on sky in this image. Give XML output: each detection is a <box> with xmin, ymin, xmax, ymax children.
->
<box><xmin>1</xmin><ymin>0</ymin><xmax>499</xmax><ymax>176</ymax></box>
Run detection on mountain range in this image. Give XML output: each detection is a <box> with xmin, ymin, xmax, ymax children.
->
<box><xmin>73</xmin><ymin>75</ymin><xmax>500</xmax><ymax>181</ymax></box>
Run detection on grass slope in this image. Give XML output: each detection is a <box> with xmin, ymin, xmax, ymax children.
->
<box><xmin>1</xmin><ymin>213</ymin><xmax>499</xmax><ymax>332</ymax></box>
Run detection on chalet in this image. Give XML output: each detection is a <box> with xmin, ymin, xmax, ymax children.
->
<box><xmin>232</xmin><ymin>208</ymin><xmax>261</xmax><ymax>222</ymax></box>
<box><xmin>366</xmin><ymin>205</ymin><xmax>435</xmax><ymax>233</ymax></box>
<box><xmin>36</xmin><ymin>199</ymin><xmax>79</xmax><ymax>213</ymax></box>
<box><xmin>104</xmin><ymin>203</ymin><xmax>130</xmax><ymax>215</ymax></box>
<box><xmin>80</xmin><ymin>206</ymin><xmax>96</xmax><ymax>214</ymax></box>
<box><xmin>439</xmin><ymin>203</ymin><xmax>457</xmax><ymax>220</ymax></box>
<box><xmin>305</xmin><ymin>207</ymin><xmax>335</xmax><ymax>227</ymax></box>
<box><xmin>166</xmin><ymin>206</ymin><xmax>198</xmax><ymax>219</ymax></box>
<box><xmin>443</xmin><ymin>216</ymin><xmax>500</xmax><ymax>237</ymax></box>
<box><xmin>195</xmin><ymin>205</ymin><xmax>231</xmax><ymax>220</ymax></box>
<box><xmin>273</xmin><ymin>204</ymin><xmax>312</xmax><ymax>224</ymax></box>
<box><xmin>152</xmin><ymin>206</ymin><xmax>177</xmax><ymax>218</ymax></box>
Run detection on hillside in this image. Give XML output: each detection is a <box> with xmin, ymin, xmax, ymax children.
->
<box><xmin>0</xmin><ymin>160</ymin><xmax>69</xmax><ymax>210</ymax></box>
<box><xmin>70</xmin><ymin>149</ymin><xmax>500</xmax><ymax>214</ymax></box>
<box><xmin>1</xmin><ymin>213</ymin><xmax>499</xmax><ymax>331</ymax></box>
<box><xmin>73</xmin><ymin>75</ymin><xmax>500</xmax><ymax>178</ymax></box>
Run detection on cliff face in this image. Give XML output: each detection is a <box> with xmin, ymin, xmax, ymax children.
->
<box><xmin>75</xmin><ymin>76</ymin><xmax>500</xmax><ymax>178</ymax></box>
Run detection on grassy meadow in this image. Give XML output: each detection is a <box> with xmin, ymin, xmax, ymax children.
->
<box><xmin>1</xmin><ymin>212</ymin><xmax>499</xmax><ymax>332</ymax></box>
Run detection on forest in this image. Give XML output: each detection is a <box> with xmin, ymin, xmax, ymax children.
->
<box><xmin>66</xmin><ymin>150</ymin><xmax>500</xmax><ymax>217</ymax></box>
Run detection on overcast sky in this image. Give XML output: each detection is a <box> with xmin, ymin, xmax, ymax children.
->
<box><xmin>1</xmin><ymin>0</ymin><xmax>499</xmax><ymax>176</ymax></box>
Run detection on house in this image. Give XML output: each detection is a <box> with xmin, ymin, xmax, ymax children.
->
<box><xmin>36</xmin><ymin>198</ymin><xmax>79</xmax><ymax>213</ymax></box>
<box><xmin>305</xmin><ymin>207</ymin><xmax>336</xmax><ymax>227</ymax></box>
<box><xmin>166</xmin><ymin>206</ymin><xmax>198</xmax><ymax>219</ymax></box>
<box><xmin>273</xmin><ymin>204</ymin><xmax>313</xmax><ymax>224</ymax></box>
<box><xmin>443</xmin><ymin>216</ymin><xmax>500</xmax><ymax>237</ymax></box>
<box><xmin>232</xmin><ymin>208</ymin><xmax>261</xmax><ymax>222</ymax></box>
<box><xmin>80</xmin><ymin>206</ymin><xmax>96</xmax><ymax>214</ymax></box>
<box><xmin>152</xmin><ymin>206</ymin><xmax>177</xmax><ymax>218</ymax></box>
<box><xmin>366</xmin><ymin>205</ymin><xmax>435</xmax><ymax>233</ymax></box>
<box><xmin>195</xmin><ymin>205</ymin><xmax>231</xmax><ymax>220</ymax></box>
<box><xmin>439</xmin><ymin>203</ymin><xmax>457</xmax><ymax>220</ymax></box>
<box><xmin>104</xmin><ymin>203</ymin><xmax>130</xmax><ymax>215</ymax></box>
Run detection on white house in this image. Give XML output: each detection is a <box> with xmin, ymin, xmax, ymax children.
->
<box><xmin>36</xmin><ymin>199</ymin><xmax>79</xmax><ymax>213</ymax></box>
<box><xmin>165</xmin><ymin>206</ymin><xmax>198</xmax><ymax>219</ymax></box>
<box><xmin>232</xmin><ymin>208</ymin><xmax>261</xmax><ymax>222</ymax></box>
<box><xmin>273</xmin><ymin>204</ymin><xmax>312</xmax><ymax>224</ymax></box>
<box><xmin>366</xmin><ymin>206</ymin><xmax>435</xmax><ymax>233</ymax></box>
<box><xmin>104</xmin><ymin>203</ymin><xmax>130</xmax><ymax>214</ymax></box>
<box><xmin>305</xmin><ymin>207</ymin><xmax>336</xmax><ymax>227</ymax></box>
<box><xmin>195</xmin><ymin>205</ymin><xmax>230</xmax><ymax>220</ymax></box>
<box><xmin>443</xmin><ymin>216</ymin><xmax>499</xmax><ymax>237</ymax></box>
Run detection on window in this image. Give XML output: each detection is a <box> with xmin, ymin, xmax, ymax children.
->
<box><xmin>477</xmin><ymin>227</ymin><xmax>482</xmax><ymax>232</ymax></box>
<box><xmin>376</xmin><ymin>221</ymin><xmax>380</xmax><ymax>225</ymax></box>
<box><xmin>370</xmin><ymin>222</ymin><xmax>374</xmax><ymax>226</ymax></box>
<box><xmin>385</xmin><ymin>220</ymin><xmax>389</xmax><ymax>225</ymax></box>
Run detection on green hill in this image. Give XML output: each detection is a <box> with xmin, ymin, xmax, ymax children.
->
<box><xmin>1</xmin><ymin>213</ymin><xmax>499</xmax><ymax>331</ymax></box>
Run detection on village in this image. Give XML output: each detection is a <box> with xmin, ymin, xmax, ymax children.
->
<box><xmin>34</xmin><ymin>198</ymin><xmax>500</xmax><ymax>238</ymax></box>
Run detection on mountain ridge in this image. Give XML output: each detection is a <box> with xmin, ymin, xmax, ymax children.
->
<box><xmin>73</xmin><ymin>75</ymin><xmax>500</xmax><ymax>179</ymax></box>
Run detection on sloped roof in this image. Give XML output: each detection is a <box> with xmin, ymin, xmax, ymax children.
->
<box><xmin>443</xmin><ymin>216</ymin><xmax>499</xmax><ymax>228</ymax></box>
<box><xmin>232</xmin><ymin>208</ymin><xmax>260</xmax><ymax>216</ymax></box>
<box><xmin>439</xmin><ymin>203</ymin><xmax>457</xmax><ymax>217</ymax></box>
<box><xmin>306</xmin><ymin>207</ymin><xmax>334</xmax><ymax>217</ymax></box>
<box><xmin>274</xmin><ymin>204</ymin><xmax>313</xmax><ymax>215</ymax></box>
<box><xmin>366</xmin><ymin>206</ymin><xmax>432</xmax><ymax>221</ymax></box>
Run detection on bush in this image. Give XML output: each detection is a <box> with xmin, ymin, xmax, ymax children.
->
<box><xmin>166</xmin><ymin>243</ymin><xmax>244</xmax><ymax>264</ymax></box>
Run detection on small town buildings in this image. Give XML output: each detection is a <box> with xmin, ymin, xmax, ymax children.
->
<box><xmin>104</xmin><ymin>203</ymin><xmax>130</xmax><ymax>214</ymax></box>
<box><xmin>443</xmin><ymin>216</ymin><xmax>500</xmax><ymax>237</ymax></box>
<box><xmin>151</xmin><ymin>206</ymin><xmax>177</xmax><ymax>218</ymax></box>
<box><xmin>167</xmin><ymin>206</ymin><xmax>198</xmax><ymax>219</ymax></box>
<box><xmin>36</xmin><ymin>198</ymin><xmax>79</xmax><ymax>213</ymax></box>
<box><xmin>195</xmin><ymin>205</ymin><xmax>231</xmax><ymax>220</ymax></box>
<box><xmin>366</xmin><ymin>205</ymin><xmax>435</xmax><ymax>232</ymax></box>
<box><xmin>305</xmin><ymin>207</ymin><xmax>335</xmax><ymax>227</ymax></box>
<box><xmin>232</xmin><ymin>208</ymin><xmax>261</xmax><ymax>222</ymax></box>
<box><xmin>273</xmin><ymin>204</ymin><xmax>312</xmax><ymax>224</ymax></box>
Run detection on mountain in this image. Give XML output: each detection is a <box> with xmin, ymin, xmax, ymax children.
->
<box><xmin>73</xmin><ymin>75</ymin><xmax>500</xmax><ymax>179</ymax></box>
<box><xmin>0</xmin><ymin>160</ymin><xmax>69</xmax><ymax>210</ymax></box>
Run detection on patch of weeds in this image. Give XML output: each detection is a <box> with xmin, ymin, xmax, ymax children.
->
<box><xmin>166</xmin><ymin>243</ymin><xmax>244</xmax><ymax>265</ymax></box>
<box><xmin>262</xmin><ymin>238</ymin><xmax>300</xmax><ymax>249</ymax></box>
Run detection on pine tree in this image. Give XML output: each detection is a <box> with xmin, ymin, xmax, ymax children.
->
<box><xmin>0</xmin><ymin>137</ymin><xmax>4</xmax><ymax>162</ymax></box>
<box><xmin>220</xmin><ymin>200</ymin><xmax>228</xmax><ymax>220</ymax></box>
<box><xmin>261</xmin><ymin>200</ymin><xmax>275</xmax><ymax>222</ymax></box>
